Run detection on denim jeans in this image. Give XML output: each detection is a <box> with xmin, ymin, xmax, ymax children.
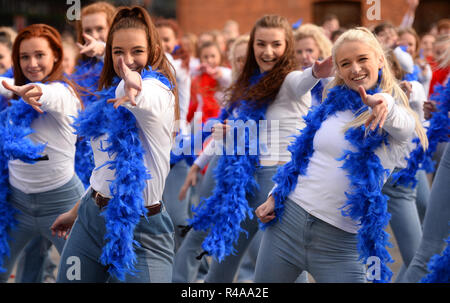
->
<box><xmin>415</xmin><ymin>170</ymin><xmax>430</xmax><ymax>224</ymax></box>
<box><xmin>15</xmin><ymin>236</ymin><xmax>56</xmax><ymax>283</ymax></box>
<box><xmin>172</xmin><ymin>156</ymin><xmax>218</xmax><ymax>282</ymax></box>
<box><xmin>173</xmin><ymin>157</ymin><xmax>280</xmax><ymax>283</ymax></box>
<box><xmin>382</xmin><ymin>170</ymin><xmax>423</xmax><ymax>270</ymax></box>
<box><xmin>254</xmin><ymin>198</ymin><xmax>366</xmax><ymax>283</ymax></box>
<box><xmin>203</xmin><ymin>164</ymin><xmax>280</xmax><ymax>283</ymax></box>
<box><xmin>0</xmin><ymin>175</ymin><xmax>84</xmax><ymax>283</ymax></box>
<box><xmin>162</xmin><ymin>160</ymin><xmax>190</xmax><ymax>251</ymax></box>
<box><xmin>401</xmin><ymin>144</ymin><xmax>450</xmax><ymax>282</ymax></box>
<box><xmin>56</xmin><ymin>187</ymin><xmax>175</xmax><ymax>283</ymax></box>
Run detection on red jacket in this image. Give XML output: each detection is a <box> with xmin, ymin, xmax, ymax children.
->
<box><xmin>187</xmin><ymin>73</ymin><xmax>221</xmax><ymax>123</ymax></box>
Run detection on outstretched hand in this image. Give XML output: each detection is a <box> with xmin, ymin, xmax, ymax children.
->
<box><xmin>76</xmin><ymin>33</ymin><xmax>106</xmax><ymax>58</ymax></box>
<box><xmin>312</xmin><ymin>56</ymin><xmax>333</xmax><ymax>79</ymax></box>
<box><xmin>2</xmin><ymin>80</ymin><xmax>43</xmax><ymax>113</ymax></box>
<box><xmin>107</xmin><ymin>56</ymin><xmax>142</xmax><ymax>109</ymax></box>
<box><xmin>358</xmin><ymin>85</ymin><xmax>388</xmax><ymax>131</ymax></box>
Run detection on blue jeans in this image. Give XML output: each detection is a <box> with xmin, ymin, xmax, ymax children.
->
<box><xmin>415</xmin><ymin>170</ymin><xmax>430</xmax><ymax>224</ymax></box>
<box><xmin>15</xmin><ymin>236</ymin><xmax>56</xmax><ymax>283</ymax></box>
<box><xmin>382</xmin><ymin>170</ymin><xmax>423</xmax><ymax>270</ymax></box>
<box><xmin>173</xmin><ymin>157</ymin><xmax>279</xmax><ymax>283</ymax></box>
<box><xmin>203</xmin><ymin>164</ymin><xmax>280</xmax><ymax>283</ymax></box>
<box><xmin>0</xmin><ymin>175</ymin><xmax>84</xmax><ymax>283</ymax></box>
<box><xmin>162</xmin><ymin>160</ymin><xmax>190</xmax><ymax>251</ymax></box>
<box><xmin>172</xmin><ymin>156</ymin><xmax>219</xmax><ymax>282</ymax></box>
<box><xmin>56</xmin><ymin>188</ymin><xmax>174</xmax><ymax>283</ymax></box>
<box><xmin>254</xmin><ymin>198</ymin><xmax>366</xmax><ymax>283</ymax></box>
<box><xmin>401</xmin><ymin>143</ymin><xmax>450</xmax><ymax>282</ymax></box>
<box><xmin>236</xmin><ymin>231</ymin><xmax>310</xmax><ymax>283</ymax></box>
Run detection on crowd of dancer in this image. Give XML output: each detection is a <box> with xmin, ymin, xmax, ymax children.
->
<box><xmin>0</xmin><ymin>0</ymin><xmax>448</xmax><ymax>283</ymax></box>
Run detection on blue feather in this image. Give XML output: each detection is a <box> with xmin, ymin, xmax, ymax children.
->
<box><xmin>421</xmin><ymin>235</ymin><xmax>450</xmax><ymax>283</ymax></box>
<box><xmin>72</xmin><ymin>66</ymin><xmax>173</xmax><ymax>281</ymax></box>
<box><xmin>188</xmin><ymin>71</ymin><xmax>268</xmax><ymax>261</ymax></box>
<box><xmin>262</xmin><ymin>83</ymin><xmax>395</xmax><ymax>282</ymax></box>
<box><xmin>392</xmin><ymin>80</ymin><xmax>450</xmax><ymax>187</ymax></box>
<box><xmin>0</xmin><ymin>98</ymin><xmax>47</xmax><ymax>272</ymax></box>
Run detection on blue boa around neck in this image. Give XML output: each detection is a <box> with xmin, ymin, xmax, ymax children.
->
<box><xmin>73</xmin><ymin>66</ymin><xmax>173</xmax><ymax>281</ymax></box>
<box><xmin>0</xmin><ymin>98</ymin><xmax>47</xmax><ymax>272</ymax></box>
<box><xmin>391</xmin><ymin>80</ymin><xmax>450</xmax><ymax>187</ymax></box>
<box><xmin>187</xmin><ymin>71</ymin><xmax>268</xmax><ymax>262</ymax></box>
<box><xmin>262</xmin><ymin>83</ymin><xmax>396</xmax><ymax>283</ymax></box>
<box><xmin>71</xmin><ymin>59</ymin><xmax>104</xmax><ymax>188</ymax></box>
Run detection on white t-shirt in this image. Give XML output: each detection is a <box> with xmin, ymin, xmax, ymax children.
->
<box><xmin>89</xmin><ymin>77</ymin><xmax>175</xmax><ymax>206</ymax></box>
<box><xmin>4</xmin><ymin>81</ymin><xmax>81</xmax><ymax>193</ymax></box>
<box><xmin>259</xmin><ymin>68</ymin><xmax>318</xmax><ymax>164</ymax></box>
<box><xmin>195</xmin><ymin>68</ymin><xmax>319</xmax><ymax>166</ymax></box>
<box><xmin>287</xmin><ymin>93</ymin><xmax>416</xmax><ymax>233</ymax></box>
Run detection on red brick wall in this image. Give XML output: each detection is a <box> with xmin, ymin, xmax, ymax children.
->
<box><xmin>176</xmin><ymin>0</ymin><xmax>413</xmax><ymax>36</ymax></box>
<box><xmin>176</xmin><ymin>0</ymin><xmax>312</xmax><ymax>35</ymax></box>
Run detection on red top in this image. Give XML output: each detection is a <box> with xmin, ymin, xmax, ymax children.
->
<box><xmin>187</xmin><ymin>73</ymin><xmax>221</xmax><ymax>123</ymax></box>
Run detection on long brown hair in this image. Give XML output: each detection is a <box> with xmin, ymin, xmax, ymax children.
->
<box><xmin>226</xmin><ymin>15</ymin><xmax>297</xmax><ymax>108</ymax></box>
<box><xmin>99</xmin><ymin>6</ymin><xmax>179</xmax><ymax>121</ymax></box>
<box><xmin>154</xmin><ymin>17</ymin><xmax>190</xmax><ymax>71</ymax></box>
<box><xmin>75</xmin><ymin>1</ymin><xmax>117</xmax><ymax>62</ymax></box>
<box><xmin>12</xmin><ymin>24</ymin><xmax>82</xmax><ymax>105</ymax></box>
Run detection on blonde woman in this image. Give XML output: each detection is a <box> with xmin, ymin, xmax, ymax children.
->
<box><xmin>294</xmin><ymin>24</ymin><xmax>333</xmax><ymax>107</ymax></box>
<box><xmin>255</xmin><ymin>27</ymin><xmax>428</xmax><ymax>283</ymax></box>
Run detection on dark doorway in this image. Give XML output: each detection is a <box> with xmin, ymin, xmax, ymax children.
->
<box><xmin>313</xmin><ymin>1</ymin><xmax>362</xmax><ymax>28</ymax></box>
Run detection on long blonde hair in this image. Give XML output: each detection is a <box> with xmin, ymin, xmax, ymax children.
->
<box><xmin>228</xmin><ymin>34</ymin><xmax>249</xmax><ymax>82</ymax></box>
<box><xmin>329</xmin><ymin>27</ymin><xmax>428</xmax><ymax>150</ymax></box>
<box><xmin>294</xmin><ymin>23</ymin><xmax>332</xmax><ymax>59</ymax></box>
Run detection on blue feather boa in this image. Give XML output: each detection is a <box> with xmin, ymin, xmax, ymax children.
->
<box><xmin>402</xmin><ymin>64</ymin><xmax>420</xmax><ymax>82</ymax></box>
<box><xmin>73</xmin><ymin>66</ymin><xmax>173</xmax><ymax>281</ymax></box>
<box><xmin>71</xmin><ymin>59</ymin><xmax>104</xmax><ymax>188</ymax></box>
<box><xmin>311</xmin><ymin>78</ymin><xmax>324</xmax><ymax>106</ymax></box>
<box><xmin>421</xmin><ymin>235</ymin><xmax>450</xmax><ymax>283</ymax></box>
<box><xmin>0</xmin><ymin>99</ymin><xmax>46</xmax><ymax>272</ymax></box>
<box><xmin>187</xmin><ymin>72</ymin><xmax>267</xmax><ymax>261</ymax></box>
<box><xmin>391</xmin><ymin>80</ymin><xmax>450</xmax><ymax>187</ymax></box>
<box><xmin>261</xmin><ymin>84</ymin><xmax>396</xmax><ymax>283</ymax></box>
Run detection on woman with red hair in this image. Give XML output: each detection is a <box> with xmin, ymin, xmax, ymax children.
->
<box><xmin>0</xmin><ymin>24</ymin><xmax>84</xmax><ymax>282</ymax></box>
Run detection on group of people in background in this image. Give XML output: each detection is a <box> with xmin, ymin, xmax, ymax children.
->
<box><xmin>0</xmin><ymin>0</ymin><xmax>448</xmax><ymax>283</ymax></box>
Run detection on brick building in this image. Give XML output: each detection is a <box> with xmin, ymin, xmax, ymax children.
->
<box><xmin>177</xmin><ymin>0</ymin><xmax>449</xmax><ymax>36</ymax></box>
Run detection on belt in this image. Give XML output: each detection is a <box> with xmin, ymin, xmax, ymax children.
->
<box><xmin>91</xmin><ymin>189</ymin><xmax>162</xmax><ymax>216</ymax></box>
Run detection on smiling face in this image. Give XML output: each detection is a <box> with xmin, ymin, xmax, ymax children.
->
<box><xmin>335</xmin><ymin>40</ymin><xmax>383</xmax><ymax>91</ymax></box>
<box><xmin>294</xmin><ymin>37</ymin><xmax>320</xmax><ymax>70</ymax></box>
<box><xmin>253</xmin><ymin>27</ymin><xmax>286</xmax><ymax>73</ymax></box>
<box><xmin>157</xmin><ymin>26</ymin><xmax>178</xmax><ymax>54</ymax></box>
<box><xmin>81</xmin><ymin>12</ymin><xmax>109</xmax><ymax>42</ymax></box>
<box><xmin>199</xmin><ymin>45</ymin><xmax>221</xmax><ymax>69</ymax></box>
<box><xmin>19</xmin><ymin>37</ymin><xmax>56</xmax><ymax>82</ymax></box>
<box><xmin>111</xmin><ymin>28</ymin><xmax>149</xmax><ymax>75</ymax></box>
